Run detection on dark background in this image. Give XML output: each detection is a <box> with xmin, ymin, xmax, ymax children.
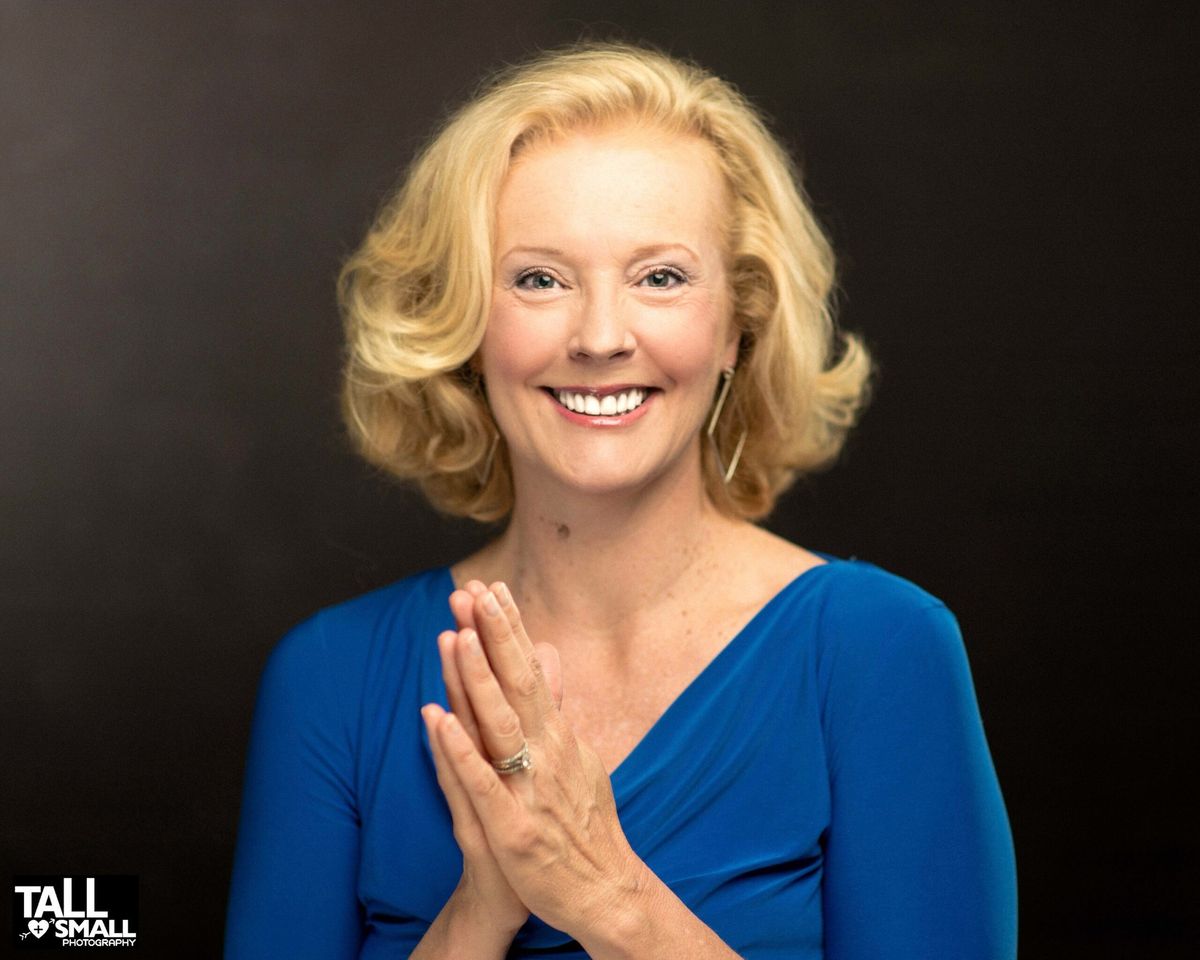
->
<box><xmin>2</xmin><ymin>2</ymin><xmax>1195</xmax><ymax>957</ymax></box>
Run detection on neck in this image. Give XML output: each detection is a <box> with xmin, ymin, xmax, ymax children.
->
<box><xmin>480</xmin><ymin>449</ymin><xmax>740</xmax><ymax>650</ymax></box>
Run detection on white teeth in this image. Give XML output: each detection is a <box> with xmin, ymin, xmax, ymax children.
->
<box><xmin>554</xmin><ymin>388</ymin><xmax>649</xmax><ymax>415</ymax></box>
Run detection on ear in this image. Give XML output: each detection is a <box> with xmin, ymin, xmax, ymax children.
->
<box><xmin>721</xmin><ymin>328</ymin><xmax>742</xmax><ymax>371</ymax></box>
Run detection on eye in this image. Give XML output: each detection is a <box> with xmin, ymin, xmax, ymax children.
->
<box><xmin>514</xmin><ymin>269</ymin><xmax>562</xmax><ymax>291</ymax></box>
<box><xmin>638</xmin><ymin>267</ymin><xmax>688</xmax><ymax>289</ymax></box>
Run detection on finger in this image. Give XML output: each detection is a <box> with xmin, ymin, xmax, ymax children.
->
<box><xmin>456</xmin><ymin>628</ymin><xmax>530</xmax><ymax>766</ymax></box>
<box><xmin>436</xmin><ymin>710</ymin><xmax>523</xmax><ymax>824</ymax></box>
<box><xmin>533</xmin><ymin>641</ymin><xmax>564</xmax><ymax>710</ymax></box>
<box><xmin>449</xmin><ymin>585</ymin><xmax>483</xmax><ymax>632</ymax></box>
<box><xmin>473</xmin><ymin>586</ymin><xmax>555</xmax><ymax>732</ymax></box>
<box><xmin>438</xmin><ymin>630</ymin><xmax>484</xmax><ymax>752</ymax></box>
<box><xmin>490</xmin><ymin>582</ymin><xmax>537</xmax><ymax>657</ymax></box>
<box><xmin>422</xmin><ymin>704</ymin><xmax>487</xmax><ymax>840</ymax></box>
<box><xmin>489</xmin><ymin>584</ymin><xmax>561</xmax><ymax>714</ymax></box>
<box><xmin>422</xmin><ymin>704</ymin><xmax>474</xmax><ymax>809</ymax></box>
<box><xmin>445</xmin><ymin>581</ymin><xmax>494</xmax><ymax>741</ymax></box>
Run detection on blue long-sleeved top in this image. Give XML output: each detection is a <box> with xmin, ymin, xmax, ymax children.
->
<box><xmin>225</xmin><ymin>556</ymin><xmax>1017</xmax><ymax>958</ymax></box>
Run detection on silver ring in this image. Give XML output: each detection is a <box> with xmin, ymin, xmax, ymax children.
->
<box><xmin>491</xmin><ymin>741</ymin><xmax>533</xmax><ymax>775</ymax></box>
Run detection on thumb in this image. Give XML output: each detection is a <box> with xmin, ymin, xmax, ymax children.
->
<box><xmin>533</xmin><ymin>642</ymin><xmax>563</xmax><ymax>709</ymax></box>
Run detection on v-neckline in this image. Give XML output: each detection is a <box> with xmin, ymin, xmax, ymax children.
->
<box><xmin>432</xmin><ymin>556</ymin><xmax>837</xmax><ymax>782</ymax></box>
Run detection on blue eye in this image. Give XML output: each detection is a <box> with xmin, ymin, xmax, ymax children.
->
<box><xmin>640</xmin><ymin>267</ymin><xmax>687</xmax><ymax>289</ymax></box>
<box><xmin>515</xmin><ymin>270</ymin><xmax>560</xmax><ymax>290</ymax></box>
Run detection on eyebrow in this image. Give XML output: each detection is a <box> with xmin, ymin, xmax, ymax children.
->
<box><xmin>631</xmin><ymin>243</ymin><xmax>701</xmax><ymax>261</ymax></box>
<box><xmin>498</xmin><ymin>245</ymin><xmax>565</xmax><ymax>260</ymax></box>
<box><xmin>498</xmin><ymin>243</ymin><xmax>701</xmax><ymax>262</ymax></box>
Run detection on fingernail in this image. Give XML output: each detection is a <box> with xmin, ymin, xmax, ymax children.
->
<box><xmin>482</xmin><ymin>592</ymin><xmax>500</xmax><ymax>616</ymax></box>
<box><xmin>497</xmin><ymin>583</ymin><xmax>512</xmax><ymax>607</ymax></box>
<box><xmin>463</xmin><ymin>629</ymin><xmax>482</xmax><ymax>654</ymax></box>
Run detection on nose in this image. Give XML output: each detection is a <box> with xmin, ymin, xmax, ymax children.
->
<box><xmin>567</xmin><ymin>287</ymin><xmax>636</xmax><ymax>362</ymax></box>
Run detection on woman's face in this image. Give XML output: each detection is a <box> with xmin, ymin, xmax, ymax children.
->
<box><xmin>481</xmin><ymin>123</ymin><xmax>739</xmax><ymax>501</ymax></box>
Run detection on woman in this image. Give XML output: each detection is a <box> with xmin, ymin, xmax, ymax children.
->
<box><xmin>225</xmin><ymin>41</ymin><xmax>1017</xmax><ymax>959</ymax></box>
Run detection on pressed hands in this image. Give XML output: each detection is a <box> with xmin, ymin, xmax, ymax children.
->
<box><xmin>415</xmin><ymin>580</ymin><xmax>656</xmax><ymax>958</ymax></box>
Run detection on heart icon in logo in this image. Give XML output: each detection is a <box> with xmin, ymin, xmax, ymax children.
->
<box><xmin>28</xmin><ymin>919</ymin><xmax>49</xmax><ymax>938</ymax></box>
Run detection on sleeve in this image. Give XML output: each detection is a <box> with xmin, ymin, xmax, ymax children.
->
<box><xmin>224</xmin><ymin>615</ymin><xmax>364</xmax><ymax>960</ymax></box>
<box><xmin>820</xmin><ymin>602</ymin><xmax>1017</xmax><ymax>960</ymax></box>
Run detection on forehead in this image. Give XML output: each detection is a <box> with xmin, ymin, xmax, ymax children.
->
<box><xmin>494</xmin><ymin>124</ymin><xmax>731</xmax><ymax>257</ymax></box>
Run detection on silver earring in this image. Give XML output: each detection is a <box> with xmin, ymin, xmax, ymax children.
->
<box><xmin>706</xmin><ymin>366</ymin><xmax>747</xmax><ymax>484</ymax></box>
<box><xmin>476</xmin><ymin>431</ymin><xmax>500</xmax><ymax>487</ymax></box>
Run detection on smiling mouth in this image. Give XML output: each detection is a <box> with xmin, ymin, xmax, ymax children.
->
<box><xmin>542</xmin><ymin>386</ymin><xmax>655</xmax><ymax>416</ymax></box>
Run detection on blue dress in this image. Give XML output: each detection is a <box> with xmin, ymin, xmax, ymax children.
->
<box><xmin>224</xmin><ymin>556</ymin><xmax>1017</xmax><ymax>958</ymax></box>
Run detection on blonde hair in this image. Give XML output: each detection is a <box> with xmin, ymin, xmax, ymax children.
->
<box><xmin>339</xmin><ymin>40</ymin><xmax>871</xmax><ymax>521</ymax></box>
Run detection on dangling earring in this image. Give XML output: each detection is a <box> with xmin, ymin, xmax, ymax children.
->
<box><xmin>476</xmin><ymin>430</ymin><xmax>500</xmax><ymax>487</ymax></box>
<box><xmin>706</xmin><ymin>365</ymin><xmax>748</xmax><ymax>484</ymax></box>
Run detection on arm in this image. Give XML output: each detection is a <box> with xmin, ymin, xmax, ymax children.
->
<box><xmin>226</xmin><ymin>612</ymin><xmax>526</xmax><ymax>960</ymax></box>
<box><xmin>821</xmin><ymin>604</ymin><xmax>1018</xmax><ymax>959</ymax></box>
<box><xmin>224</xmin><ymin>617</ymin><xmax>362</xmax><ymax>960</ymax></box>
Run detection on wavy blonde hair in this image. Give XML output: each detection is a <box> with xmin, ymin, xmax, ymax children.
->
<box><xmin>339</xmin><ymin>40</ymin><xmax>871</xmax><ymax>521</ymax></box>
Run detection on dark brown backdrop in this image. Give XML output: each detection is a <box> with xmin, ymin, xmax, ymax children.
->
<box><xmin>2</xmin><ymin>2</ymin><xmax>1195</xmax><ymax>957</ymax></box>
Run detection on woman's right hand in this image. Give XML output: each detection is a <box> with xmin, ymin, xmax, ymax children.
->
<box><xmin>419</xmin><ymin>582</ymin><xmax>563</xmax><ymax>947</ymax></box>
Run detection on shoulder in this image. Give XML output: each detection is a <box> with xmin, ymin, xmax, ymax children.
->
<box><xmin>804</xmin><ymin>556</ymin><xmax>975</xmax><ymax>719</ymax></box>
<box><xmin>809</xmin><ymin>555</ymin><xmax>952</xmax><ymax>633</ymax></box>
<box><xmin>262</xmin><ymin>565</ymin><xmax>453</xmax><ymax>688</ymax></box>
<box><xmin>793</xmin><ymin>555</ymin><xmax>964</xmax><ymax>683</ymax></box>
<box><xmin>308</xmin><ymin>565</ymin><xmax>454</xmax><ymax>641</ymax></box>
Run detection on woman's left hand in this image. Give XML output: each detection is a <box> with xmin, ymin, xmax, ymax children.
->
<box><xmin>426</xmin><ymin>581</ymin><xmax>650</xmax><ymax>940</ymax></box>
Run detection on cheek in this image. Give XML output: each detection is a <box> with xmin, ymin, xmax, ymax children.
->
<box><xmin>480</xmin><ymin>301</ymin><xmax>548</xmax><ymax>383</ymax></box>
<box><xmin>641</xmin><ymin>297</ymin><xmax>733</xmax><ymax>379</ymax></box>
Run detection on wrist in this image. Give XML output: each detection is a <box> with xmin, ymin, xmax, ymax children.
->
<box><xmin>573</xmin><ymin>857</ymin><xmax>662</xmax><ymax>959</ymax></box>
<box><xmin>573</xmin><ymin>863</ymin><xmax>743</xmax><ymax>960</ymax></box>
<box><xmin>448</xmin><ymin>877</ymin><xmax>527</xmax><ymax>939</ymax></box>
<box><xmin>410</xmin><ymin>882</ymin><xmax>521</xmax><ymax>960</ymax></box>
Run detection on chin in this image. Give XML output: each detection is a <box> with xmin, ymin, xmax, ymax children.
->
<box><xmin>532</xmin><ymin>450</ymin><xmax>649</xmax><ymax>496</ymax></box>
<box><xmin>557</xmin><ymin>468</ymin><xmax>648</xmax><ymax>497</ymax></box>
